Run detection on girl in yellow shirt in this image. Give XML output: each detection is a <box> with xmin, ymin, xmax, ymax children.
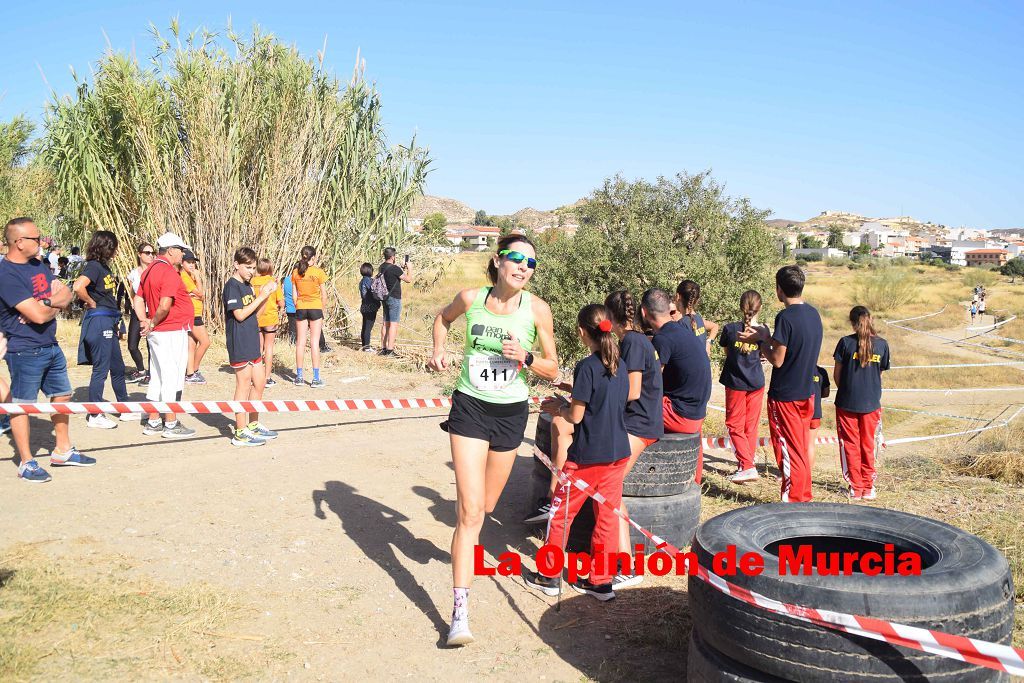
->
<box><xmin>181</xmin><ymin>250</ymin><xmax>210</xmax><ymax>384</ymax></box>
<box><xmin>251</xmin><ymin>258</ymin><xmax>285</xmax><ymax>387</ymax></box>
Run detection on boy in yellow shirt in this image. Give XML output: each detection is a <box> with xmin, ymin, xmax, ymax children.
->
<box><xmin>251</xmin><ymin>259</ymin><xmax>286</xmax><ymax>387</ymax></box>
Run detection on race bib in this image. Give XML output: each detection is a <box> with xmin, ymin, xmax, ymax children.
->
<box><xmin>467</xmin><ymin>354</ymin><xmax>522</xmax><ymax>392</ymax></box>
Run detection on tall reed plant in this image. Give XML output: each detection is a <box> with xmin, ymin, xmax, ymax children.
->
<box><xmin>43</xmin><ymin>22</ymin><xmax>431</xmax><ymax>329</ymax></box>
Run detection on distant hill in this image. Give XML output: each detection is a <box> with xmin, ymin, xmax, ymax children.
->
<box><xmin>410</xmin><ymin>195</ymin><xmax>477</xmax><ymax>224</ymax></box>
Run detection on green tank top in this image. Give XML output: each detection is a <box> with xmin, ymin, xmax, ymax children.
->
<box><xmin>455</xmin><ymin>287</ymin><xmax>538</xmax><ymax>404</ymax></box>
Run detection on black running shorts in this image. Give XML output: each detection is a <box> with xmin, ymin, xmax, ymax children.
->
<box><xmin>444</xmin><ymin>390</ymin><xmax>529</xmax><ymax>452</ymax></box>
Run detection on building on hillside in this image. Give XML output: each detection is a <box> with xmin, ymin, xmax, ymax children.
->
<box><xmin>925</xmin><ymin>245</ymin><xmax>953</xmax><ymax>263</ymax></box>
<box><xmin>965</xmin><ymin>249</ymin><xmax>1008</xmax><ymax>268</ymax></box>
<box><xmin>1002</xmin><ymin>241</ymin><xmax>1024</xmax><ymax>258</ymax></box>
<box><xmin>794</xmin><ymin>247</ymin><xmax>846</xmax><ymax>260</ymax></box>
<box><xmin>776</xmin><ymin>233</ymin><xmax>799</xmax><ymax>255</ymax></box>
<box><xmin>948</xmin><ymin>240</ymin><xmax>987</xmax><ymax>266</ymax></box>
<box><xmin>842</xmin><ymin>232</ymin><xmax>864</xmax><ymax>248</ymax></box>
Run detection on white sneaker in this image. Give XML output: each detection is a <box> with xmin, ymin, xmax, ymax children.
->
<box><xmin>446</xmin><ymin>618</ymin><xmax>474</xmax><ymax>646</ymax></box>
<box><xmin>613</xmin><ymin>573</ymin><xmax>644</xmax><ymax>589</ymax></box>
<box><xmin>862</xmin><ymin>487</ymin><xmax>877</xmax><ymax>500</ymax></box>
<box><xmin>87</xmin><ymin>414</ymin><xmax>118</xmax><ymax>430</ymax></box>
<box><xmin>119</xmin><ymin>412</ymin><xmax>142</xmax><ymax>421</ymax></box>
<box><xmin>727</xmin><ymin>467</ymin><xmax>759</xmax><ymax>483</ymax></box>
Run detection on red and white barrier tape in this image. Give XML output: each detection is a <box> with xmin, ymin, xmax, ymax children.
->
<box><xmin>0</xmin><ymin>396</ymin><xmax>519</xmax><ymax>416</ymax></box>
<box><xmin>701</xmin><ymin>435</ymin><xmax>845</xmax><ymax>450</ymax></box>
<box><xmin>530</xmin><ymin>445</ymin><xmax>1024</xmax><ymax>676</ymax></box>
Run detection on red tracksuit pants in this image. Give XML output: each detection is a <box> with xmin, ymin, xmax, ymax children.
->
<box><xmin>767</xmin><ymin>397</ymin><xmax>814</xmax><ymax>502</ymax></box>
<box><xmin>724</xmin><ymin>387</ymin><xmax>764</xmax><ymax>471</ymax></box>
<box><xmin>836</xmin><ymin>407</ymin><xmax>883</xmax><ymax>495</ymax></box>
<box><xmin>662</xmin><ymin>397</ymin><xmax>705</xmax><ymax>484</ymax></box>
<box><xmin>545</xmin><ymin>457</ymin><xmax>628</xmax><ymax>586</ymax></box>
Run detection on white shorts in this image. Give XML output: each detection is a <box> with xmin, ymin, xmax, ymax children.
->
<box><xmin>146</xmin><ymin>329</ymin><xmax>189</xmax><ymax>402</ymax></box>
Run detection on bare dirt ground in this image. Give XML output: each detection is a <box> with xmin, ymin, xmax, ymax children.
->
<box><xmin>1</xmin><ymin>307</ymin><xmax>1022</xmax><ymax>681</ymax></box>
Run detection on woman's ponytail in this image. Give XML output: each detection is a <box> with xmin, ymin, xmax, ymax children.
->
<box><xmin>297</xmin><ymin>245</ymin><xmax>315</xmax><ymax>277</ymax></box>
<box><xmin>740</xmin><ymin>290</ymin><xmax>762</xmax><ymax>328</ymax></box>
<box><xmin>604</xmin><ymin>290</ymin><xmax>637</xmax><ymax>331</ymax></box>
<box><xmin>579</xmin><ymin>303</ymin><xmax>619</xmax><ymax>376</ymax></box>
<box><xmin>850</xmin><ymin>305</ymin><xmax>876</xmax><ymax>368</ymax></box>
<box><xmin>676</xmin><ymin>279</ymin><xmax>701</xmax><ymax>333</ymax></box>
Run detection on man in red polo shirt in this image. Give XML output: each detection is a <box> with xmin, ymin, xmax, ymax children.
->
<box><xmin>133</xmin><ymin>232</ymin><xmax>196</xmax><ymax>439</ymax></box>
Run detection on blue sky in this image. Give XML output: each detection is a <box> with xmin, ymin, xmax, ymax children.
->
<box><xmin>1</xmin><ymin>1</ymin><xmax>1021</xmax><ymax>227</ymax></box>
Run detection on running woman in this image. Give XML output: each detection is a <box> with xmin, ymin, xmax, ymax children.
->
<box><xmin>739</xmin><ymin>265</ymin><xmax>823</xmax><ymax>503</ymax></box>
<box><xmin>181</xmin><ymin>250</ymin><xmax>210</xmax><ymax>384</ymax></box>
<box><xmin>223</xmin><ymin>248</ymin><xmax>280</xmax><ymax>447</ymax></box>
<box><xmin>643</xmin><ymin>288</ymin><xmax>712</xmax><ymax>484</ymax></box>
<box><xmin>72</xmin><ymin>230</ymin><xmax>135</xmax><ymax>428</ymax></box>
<box><xmin>676</xmin><ymin>279</ymin><xmax>719</xmax><ymax>358</ymax></box>
<box><xmin>523</xmin><ymin>304</ymin><xmax>631</xmax><ymax>603</ymax></box>
<box><xmin>833</xmin><ymin>306</ymin><xmax>890</xmax><ymax>500</ymax></box>
<box><xmin>720</xmin><ymin>290</ymin><xmax>765</xmax><ymax>483</ymax></box>
<box><xmin>125</xmin><ymin>242</ymin><xmax>154</xmax><ymax>384</ymax></box>
<box><xmin>291</xmin><ymin>245</ymin><xmax>328</xmax><ymax>387</ymax></box>
<box><xmin>251</xmin><ymin>258</ymin><xmax>285</xmax><ymax>387</ymax></box>
<box><xmin>428</xmin><ymin>235</ymin><xmax>558</xmax><ymax>647</ymax></box>
<box><xmin>605</xmin><ymin>289</ymin><xmax>663</xmax><ymax>588</ymax></box>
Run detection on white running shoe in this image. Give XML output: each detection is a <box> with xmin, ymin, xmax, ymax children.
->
<box><xmin>446</xmin><ymin>618</ymin><xmax>474</xmax><ymax>646</ymax></box>
<box><xmin>613</xmin><ymin>573</ymin><xmax>645</xmax><ymax>589</ymax></box>
<box><xmin>87</xmin><ymin>414</ymin><xmax>118</xmax><ymax>430</ymax></box>
<box><xmin>119</xmin><ymin>412</ymin><xmax>142</xmax><ymax>421</ymax></box>
<box><xmin>727</xmin><ymin>467</ymin><xmax>759</xmax><ymax>483</ymax></box>
<box><xmin>862</xmin><ymin>487</ymin><xmax>877</xmax><ymax>500</ymax></box>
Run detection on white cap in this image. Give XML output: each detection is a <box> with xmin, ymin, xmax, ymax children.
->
<box><xmin>156</xmin><ymin>232</ymin><xmax>191</xmax><ymax>250</ymax></box>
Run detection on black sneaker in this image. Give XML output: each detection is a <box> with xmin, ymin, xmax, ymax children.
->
<box><xmin>138</xmin><ymin>375</ymin><xmax>150</xmax><ymax>387</ymax></box>
<box><xmin>523</xmin><ymin>569</ymin><xmax>561</xmax><ymax>597</ymax></box>
<box><xmin>570</xmin><ymin>577</ymin><xmax>615</xmax><ymax>602</ymax></box>
<box><xmin>523</xmin><ymin>497</ymin><xmax>552</xmax><ymax>524</ymax></box>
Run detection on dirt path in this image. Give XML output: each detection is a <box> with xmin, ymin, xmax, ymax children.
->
<box><xmin>2</xmin><ymin>319</ymin><xmax>1022</xmax><ymax>680</ymax></box>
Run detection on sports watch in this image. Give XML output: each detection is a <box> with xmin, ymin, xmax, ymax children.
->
<box><xmin>524</xmin><ymin>351</ymin><xmax>535</xmax><ymax>367</ymax></box>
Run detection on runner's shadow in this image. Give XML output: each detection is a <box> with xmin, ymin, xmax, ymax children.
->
<box><xmin>312</xmin><ymin>481</ymin><xmax>450</xmax><ymax>641</ymax></box>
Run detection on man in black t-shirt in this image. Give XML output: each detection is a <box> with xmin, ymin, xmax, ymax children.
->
<box><xmin>378</xmin><ymin>246</ymin><xmax>412</xmax><ymax>355</ymax></box>
<box><xmin>641</xmin><ymin>288</ymin><xmax>712</xmax><ymax>484</ymax></box>
<box><xmin>739</xmin><ymin>265</ymin><xmax>823</xmax><ymax>502</ymax></box>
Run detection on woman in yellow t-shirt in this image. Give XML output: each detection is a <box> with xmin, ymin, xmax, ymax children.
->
<box><xmin>181</xmin><ymin>250</ymin><xmax>211</xmax><ymax>384</ymax></box>
<box><xmin>290</xmin><ymin>245</ymin><xmax>328</xmax><ymax>387</ymax></box>
<box><xmin>251</xmin><ymin>258</ymin><xmax>286</xmax><ymax>387</ymax></box>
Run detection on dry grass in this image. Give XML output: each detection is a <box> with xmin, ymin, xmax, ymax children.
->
<box><xmin>949</xmin><ymin>416</ymin><xmax>1024</xmax><ymax>485</ymax></box>
<box><xmin>0</xmin><ymin>545</ymin><xmax>291</xmax><ymax>681</ymax></box>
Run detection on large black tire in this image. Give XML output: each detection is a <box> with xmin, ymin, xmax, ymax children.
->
<box><xmin>624</xmin><ymin>487</ymin><xmax>701</xmax><ymax>553</ymax></box>
<box><xmin>622</xmin><ymin>432</ymin><xmax>701</xmax><ymax>496</ymax></box>
<box><xmin>689</xmin><ymin>503</ymin><xmax>1014</xmax><ymax>682</ymax></box>
<box><xmin>688</xmin><ymin>632</ymin><xmax>787</xmax><ymax>683</ymax></box>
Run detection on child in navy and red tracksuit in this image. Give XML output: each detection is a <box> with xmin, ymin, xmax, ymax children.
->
<box><xmin>833</xmin><ymin>306</ymin><xmax>890</xmax><ymax>500</ymax></box>
<box><xmin>720</xmin><ymin>290</ymin><xmax>765</xmax><ymax>483</ymax></box>
<box><xmin>741</xmin><ymin>265</ymin><xmax>823</xmax><ymax>502</ymax></box>
<box><xmin>676</xmin><ymin>279</ymin><xmax>719</xmax><ymax>358</ymax></box>
<box><xmin>524</xmin><ymin>304</ymin><xmax>632</xmax><ymax>602</ymax></box>
<box><xmin>646</xmin><ymin>288</ymin><xmax>712</xmax><ymax>484</ymax></box>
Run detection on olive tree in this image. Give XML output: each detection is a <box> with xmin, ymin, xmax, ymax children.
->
<box><xmin>531</xmin><ymin>171</ymin><xmax>779</xmax><ymax>364</ymax></box>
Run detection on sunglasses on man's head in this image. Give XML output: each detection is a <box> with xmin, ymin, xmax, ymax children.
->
<box><xmin>498</xmin><ymin>249</ymin><xmax>537</xmax><ymax>269</ymax></box>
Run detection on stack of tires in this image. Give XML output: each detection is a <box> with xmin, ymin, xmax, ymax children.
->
<box><xmin>687</xmin><ymin>503</ymin><xmax>1015</xmax><ymax>682</ymax></box>
<box><xmin>529</xmin><ymin>414</ymin><xmax>702</xmax><ymax>553</ymax></box>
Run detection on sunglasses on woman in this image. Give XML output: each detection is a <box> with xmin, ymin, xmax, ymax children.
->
<box><xmin>498</xmin><ymin>249</ymin><xmax>537</xmax><ymax>269</ymax></box>
<box><xmin>140</xmin><ymin>250</ymin><xmax>154</xmax><ymax>255</ymax></box>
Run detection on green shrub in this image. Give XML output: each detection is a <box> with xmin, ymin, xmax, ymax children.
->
<box><xmin>853</xmin><ymin>268</ymin><xmax>920</xmax><ymax>312</ymax></box>
<box><xmin>531</xmin><ymin>171</ymin><xmax>778</xmax><ymax>364</ymax></box>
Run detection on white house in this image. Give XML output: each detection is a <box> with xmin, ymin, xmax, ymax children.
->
<box><xmin>794</xmin><ymin>247</ymin><xmax>846</xmax><ymax>260</ymax></box>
